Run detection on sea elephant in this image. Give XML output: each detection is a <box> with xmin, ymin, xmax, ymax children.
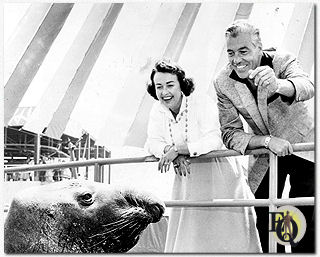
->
<box><xmin>4</xmin><ymin>180</ymin><xmax>165</xmax><ymax>253</ymax></box>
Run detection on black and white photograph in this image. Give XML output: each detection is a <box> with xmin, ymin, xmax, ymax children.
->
<box><xmin>1</xmin><ymin>1</ymin><xmax>317</xmax><ymax>255</ymax></box>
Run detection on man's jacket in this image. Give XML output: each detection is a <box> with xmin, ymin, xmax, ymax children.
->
<box><xmin>214</xmin><ymin>50</ymin><xmax>314</xmax><ymax>193</ymax></box>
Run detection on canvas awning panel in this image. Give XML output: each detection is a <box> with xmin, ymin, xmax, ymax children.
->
<box><xmin>22</xmin><ymin>3</ymin><xmax>108</xmax><ymax>136</ymax></box>
<box><xmin>44</xmin><ymin>3</ymin><xmax>123</xmax><ymax>140</ymax></box>
<box><xmin>8</xmin><ymin>107</ymin><xmax>35</xmax><ymax>127</ymax></box>
<box><xmin>4</xmin><ymin>3</ymin><xmax>74</xmax><ymax>126</ymax></box>
<box><xmin>4</xmin><ymin>3</ymin><xmax>49</xmax><ymax>84</ymax></box>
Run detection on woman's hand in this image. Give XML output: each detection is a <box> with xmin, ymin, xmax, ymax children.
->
<box><xmin>158</xmin><ymin>146</ymin><xmax>178</xmax><ymax>173</ymax></box>
<box><xmin>172</xmin><ymin>155</ymin><xmax>191</xmax><ymax>176</ymax></box>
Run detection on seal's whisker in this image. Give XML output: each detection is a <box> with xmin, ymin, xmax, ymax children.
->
<box><xmin>108</xmin><ymin>219</ymin><xmax>132</xmax><ymax>230</ymax></box>
<box><xmin>92</xmin><ymin>202</ymin><xmax>151</xmax><ymax>250</ymax></box>
<box><xmin>89</xmin><ymin>219</ymin><xmax>132</xmax><ymax>239</ymax></box>
<box><xmin>89</xmin><ymin>220</ymin><xmax>139</xmax><ymax>250</ymax></box>
<box><xmin>100</xmin><ymin>216</ymin><xmax>131</xmax><ymax>228</ymax></box>
<box><xmin>87</xmin><ymin>237</ymin><xmax>109</xmax><ymax>250</ymax></box>
<box><xmin>101</xmin><ymin>219</ymin><xmax>126</xmax><ymax>228</ymax></box>
<box><xmin>128</xmin><ymin>224</ymin><xmax>141</xmax><ymax>237</ymax></box>
<box><xmin>89</xmin><ymin>228</ymin><xmax>117</xmax><ymax>238</ymax></box>
<box><xmin>109</xmin><ymin>223</ymin><xmax>134</xmax><ymax>234</ymax></box>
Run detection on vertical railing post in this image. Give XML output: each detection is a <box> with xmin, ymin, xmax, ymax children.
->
<box><xmin>107</xmin><ymin>165</ymin><xmax>111</xmax><ymax>184</ymax></box>
<box><xmin>34</xmin><ymin>133</ymin><xmax>41</xmax><ymax>164</ymax></box>
<box><xmin>107</xmin><ymin>151</ymin><xmax>111</xmax><ymax>184</ymax></box>
<box><xmin>77</xmin><ymin>140</ymin><xmax>81</xmax><ymax>174</ymax></box>
<box><xmin>269</xmin><ymin>152</ymin><xmax>278</xmax><ymax>253</ymax></box>
<box><xmin>34</xmin><ymin>133</ymin><xmax>41</xmax><ymax>181</ymax></box>
<box><xmin>94</xmin><ymin>162</ymin><xmax>100</xmax><ymax>182</ymax></box>
<box><xmin>85</xmin><ymin>134</ymin><xmax>90</xmax><ymax>179</ymax></box>
<box><xmin>102</xmin><ymin>146</ymin><xmax>106</xmax><ymax>183</ymax></box>
<box><xmin>93</xmin><ymin>146</ymin><xmax>104</xmax><ymax>182</ymax></box>
<box><xmin>68</xmin><ymin>141</ymin><xmax>77</xmax><ymax>179</ymax></box>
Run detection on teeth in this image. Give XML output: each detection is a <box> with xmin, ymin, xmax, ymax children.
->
<box><xmin>163</xmin><ymin>96</ymin><xmax>172</xmax><ymax>100</ymax></box>
<box><xmin>236</xmin><ymin>65</ymin><xmax>246</xmax><ymax>69</ymax></box>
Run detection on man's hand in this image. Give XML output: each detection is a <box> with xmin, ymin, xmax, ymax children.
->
<box><xmin>248</xmin><ymin>66</ymin><xmax>278</xmax><ymax>92</ymax></box>
<box><xmin>173</xmin><ymin>155</ymin><xmax>191</xmax><ymax>176</ymax></box>
<box><xmin>268</xmin><ymin>136</ymin><xmax>293</xmax><ymax>156</ymax></box>
<box><xmin>248</xmin><ymin>66</ymin><xmax>296</xmax><ymax>98</ymax></box>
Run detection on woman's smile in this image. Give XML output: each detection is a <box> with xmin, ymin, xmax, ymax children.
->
<box><xmin>162</xmin><ymin>95</ymin><xmax>173</xmax><ymax>101</ymax></box>
<box><xmin>154</xmin><ymin>72</ymin><xmax>183</xmax><ymax>114</ymax></box>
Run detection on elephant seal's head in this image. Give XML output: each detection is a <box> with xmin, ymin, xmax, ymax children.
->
<box><xmin>4</xmin><ymin>180</ymin><xmax>165</xmax><ymax>253</ymax></box>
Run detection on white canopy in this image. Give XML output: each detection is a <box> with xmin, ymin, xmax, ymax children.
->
<box><xmin>4</xmin><ymin>2</ymin><xmax>314</xmax><ymax>152</ymax></box>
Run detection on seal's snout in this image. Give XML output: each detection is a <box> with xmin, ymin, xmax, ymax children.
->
<box><xmin>122</xmin><ymin>191</ymin><xmax>165</xmax><ymax>223</ymax></box>
<box><xmin>148</xmin><ymin>202</ymin><xmax>165</xmax><ymax>223</ymax></box>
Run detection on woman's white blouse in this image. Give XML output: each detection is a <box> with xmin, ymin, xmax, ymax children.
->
<box><xmin>145</xmin><ymin>93</ymin><xmax>225</xmax><ymax>158</ymax></box>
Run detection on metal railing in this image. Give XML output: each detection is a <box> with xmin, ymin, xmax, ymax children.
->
<box><xmin>4</xmin><ymin>142</ymin><xmax>314</xmax><ymax>253</ymax></box>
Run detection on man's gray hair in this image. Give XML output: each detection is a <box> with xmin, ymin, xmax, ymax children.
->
<box><xmin>225</xmin><ymin>19</ymin><xmax>262</xmax><ymax>49</ymax></box>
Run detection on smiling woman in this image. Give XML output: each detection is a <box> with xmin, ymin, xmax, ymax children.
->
<box><xmin>154</xmin><ymin>72</ymin><xmax>183</xmax><ymax>115</ymax></box>
<box><xmin>147</xmin><ymin>60</ymin><xmax>194</xmax><ymax>117</ymax></box>
<box><xmin>144</xmin><ymin>59</ymin><xmax>262</xmax><ymax>253</ymax></box>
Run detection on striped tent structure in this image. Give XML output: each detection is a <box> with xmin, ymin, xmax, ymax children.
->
<box><xmin>4</xmin><ymin>2</ymin><xmax>314</xmax><ymax>149</ymax></box>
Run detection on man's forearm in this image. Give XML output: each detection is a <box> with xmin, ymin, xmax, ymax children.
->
<box><xmin>247</xmin><ymin>134</ymin><xmax>294</xmax><ymax>156</ymax></box>
<box><xmin>247</xmin><ymin>135</ymin><xmax>269</xmax><ymax>150</ymax></box>
<box><xmin>276</xmin><ymin>79</ymin><xmax>296</xmax><ymax>98</ymax></box>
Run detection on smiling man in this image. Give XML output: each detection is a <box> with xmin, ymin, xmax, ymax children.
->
<box><xmin>213</xmin><ymin>19</ymin><xmax>314</xmax><ymax>253</ymax></box>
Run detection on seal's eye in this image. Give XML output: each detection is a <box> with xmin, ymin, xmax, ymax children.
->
<box><xmin>77</xmin><ymin>193</ymin><xmax>94</xmax><ymax>206</ymax></box>
<box><xmin>82</xmin><ymin>193</ymin><xmax>92</xmax><ymax>201</ymax></box>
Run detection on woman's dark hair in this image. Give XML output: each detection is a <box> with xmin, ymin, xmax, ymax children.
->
<box><xmin>146</xmin><ymin>59</ymin><xmax>195</xmax><ymax>100</ymax></box>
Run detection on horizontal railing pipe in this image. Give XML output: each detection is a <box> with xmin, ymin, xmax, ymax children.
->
<box><xmin>4</xmin><ymin>142</ymin><xmax>314</xmax><ymax>173</ymax></box>
<box><xmin>164</xmin><ymin>197</ymin><xmax>314</xmax><ymax>207</ymax></box>
<box><xmin>272</xmin><ymin>197</ymin><xmax>315</xmax><ymax>206</ymax></box>
<box><xmin>4</xmin><ymin>156</ymin><xmax>156</xmax><ymax>173</ymax></box>
<box><xmin>4</xmin><ymin>197</ymin><xmax>314</xmax><ymax>213</ymax></box>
